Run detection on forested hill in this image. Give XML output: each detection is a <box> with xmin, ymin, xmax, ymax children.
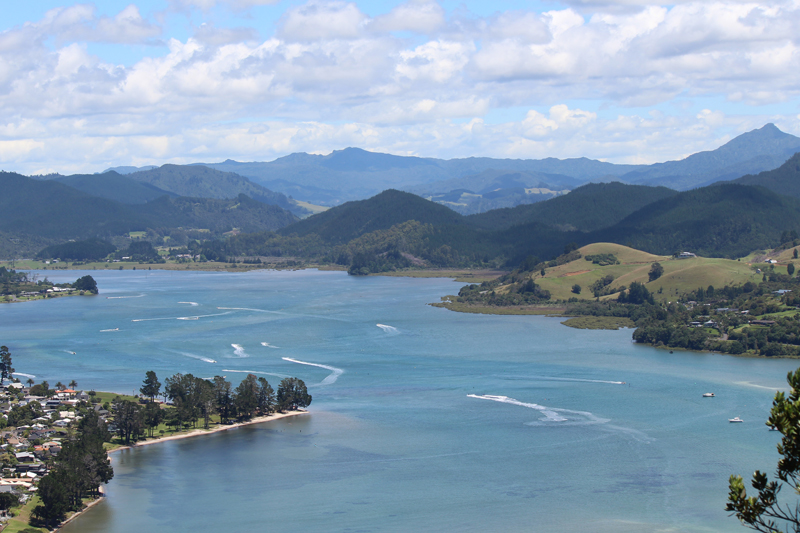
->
<box><xmin>0</xmin><ymin>172</ymin><xmax>298</xmax><ymax>241</ymax></box>
<box><xmin>732</xmin><ymin>152</ymin><xmax>800</xmax><ymax>198</ymax></box>
<box><xmin>125</xmin><ymin>164</ymin><xmax>308</xmax><ymax>216</ymax></box>
<box><xmin>278</xmin><ymin>189</ymin><xmax>464</xmax><ymax>243</ymax></box>
<box><xmin>53</xmin><ymin>172</ymin><xmax>176</xmax><ymax>204</ymax></box>
<box><xmin>465</xmin><ymin>182</ymin><xmax>678</xmax><ymax>232</ymax></box>
<box><xmin>590</xmin><ymin>183</ymin><xmax>800</xmax><ymax>258</ymax></box>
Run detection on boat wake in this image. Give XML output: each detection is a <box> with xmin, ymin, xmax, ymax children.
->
<box><xmin>132</xmin><ymin>312</ymin><xmax>231</xmax><ymax>322</ymax></box>
<box><xmin>230</xmin><ymin>344</ymin><xmax>249</xmax><ymax>358</ymax></box>
<box><xmin>180</xmin><ymin>352</ymin><xmax>217</xmax><ymax>364</ymax></box>
<box><xmin>12</xmin><ymin>372</ymin><xmax>35</xmax><ymax>379</ymax></box>
<box><xmin>283</xmin><ymin>357</ymin><xmax>343</xmax><ymax>386</ymax></box>
<box><xmin>261</xmin><ymin>342</ymin><xmax>280</xmax><ymax>349</ymax></box>
<box><xmin>376</xmin><ymin>324</ymin><xmax>399</xmax><ymax>334</ymax></box>
<box><xmin>506</xmin><ymin>375</ymin><xmax>626</xmax><ymax>385</ymax></box>
<box><xmin>468</xmin><ymin>394</ymin><xmax>568</xmax><ymax>422</ymax></box>
<box><xmin>106</xmin><ymin>294</ymin><xmax>145</xmax><ymax>299</ymax></box>
<box><xmin>178</xmin><ymin>302</ymin><xmax>199</xmax><ymax>306</ymax></box>
<box><xmin>99</xmin><ymin>328</ymin><xmax>120</xmax><ymax>332</ymax></box>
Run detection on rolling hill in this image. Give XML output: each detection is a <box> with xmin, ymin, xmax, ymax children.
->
<box><xmin>731</xmin><ymin>152</ymin><xmax>800</xmax><ymax>198</ymax></box>
<box><xmin>53</xmin><ymin>172</ymin><xmax>176</xmax><ymax>204</ymax></box>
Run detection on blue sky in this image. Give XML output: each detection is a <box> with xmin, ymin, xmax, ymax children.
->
<box><xmin>1</xmin><ymin>0</ymin><xmax>798</xmax><ymax>174</ymax></box>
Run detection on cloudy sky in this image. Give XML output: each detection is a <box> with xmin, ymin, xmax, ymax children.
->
<box><xmin>1</xmin><ymin>0</ymin><xmax>799</xmax><ymax>174</ymax></box>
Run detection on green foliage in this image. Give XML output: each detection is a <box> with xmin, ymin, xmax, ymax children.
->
<box><xmin>649</xmin><ymin>262</ymin><xmax>664</xmax><ymax>282</ymax></box>
<box><xmin>727</xmin><ymin>367</ymin><xmax>800</xmax><ymax>532</ymax></box>
<box><xmin>617</xmin><ymin>282</ymin><xmax>654</xmax><ymax>305</ymax></box>
<box><xmin>465</xmin><ymin>182</ymin><xmax>678</xmax><ymax>232</ymax></box>
<box><xmin>277</xmin><ymin>377</ymin><xmax>312</xmax><ymax>411</ymax></box>
<box><xmin>140</xmin><ymin>371</ymin><xmax>161</xmax><ymax>402</ymax></box>
<box><xmin>0</xmin><ymin>345</ymin><xmax>13</xmax><ymax>386</ymax></box>
<box><xmin>571</xmin><ymin>284</ymin><xmax>581</xmax><ymax>294</ymax></box>
<box><xmin>585</xmin><ymin>254</ymin><xmax>619</xmax><ymax>266</ymax></box>
<box><xmin>72</xmin><ymin>275</ymin><xmax>98</xmax><ymax>294</ymax></box>
<box><xmin>36</xmin><ymin>238</ymin><xmax>115</xmax><ymax>261</ymax></box>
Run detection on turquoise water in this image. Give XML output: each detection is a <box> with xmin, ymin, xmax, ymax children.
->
<box><xmin>2</xmin><ymin>269</ymin><xmax>798</xmax><ymax>532</ymax></box>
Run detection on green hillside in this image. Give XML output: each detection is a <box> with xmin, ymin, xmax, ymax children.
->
<box><xmin>465</xmin><ymin>182</ymin><xmax>677</xmax><ymax>231</ymax></box>
<box><xmin>278</xmin><ymin>189</ymin><xmax>464</xmax><ymax>243</ymax></box>
<box><xmin>0</xmin><ymin>172</ymin><xmax>298</xmax><ymax>243</ymax></box>
<box><xmin>733</xmin><ymin>152</ymin><xmax>800</xmax><ymax>198</ymax></box>
<box><xmin>592</xmin><ymin>184</ymin><xmax>800</xmax><ymax>258</ymax></box>
<box><xmin>53</xmin><ymin>172</ymin><xmax>175</xmax><ymax>204</ymax></box>
<box><xmin>129</xmin><ymin>165</ymin><xmax>308</xmax><ymax>216</ymax></box>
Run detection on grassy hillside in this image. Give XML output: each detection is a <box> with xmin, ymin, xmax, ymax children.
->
<box><xmin>484</xmin><ymin>243</ymin><xmax>759</xmax><ymax>303</ymax></box>
<box><xmin>53</xmin><ymin>172</ymin><xmax>175</xmax><ymax>204</ymax></box>
<box><xmin>465</xmin><ymin>182</ymin><xmax>677</xmax><ymax>231</ymax></box>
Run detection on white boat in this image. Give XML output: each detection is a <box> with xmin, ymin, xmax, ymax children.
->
<box><xmin>769</xmin><ymin>426</ymin><xmax>779</xmax><ymax>431</ymax></box>
<box><xmin>729</xmin><ymin>417</ymin><xmax>743</xmax><ymax>423</ymax></box>
<box><xmin>702</xmin><ymin>393</ymin><xmax>715</xmax><ymax>397</ymax></box>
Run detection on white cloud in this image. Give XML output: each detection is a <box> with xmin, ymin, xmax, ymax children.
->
<box><xmin>0</xmin><ymin>0</ymin><xmax>799</xmax><ymax>175</ymax></box>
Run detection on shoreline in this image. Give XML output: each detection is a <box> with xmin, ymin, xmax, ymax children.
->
<box><xmin>53</xmin><ymin>410</ymin><xmax>307</xmax><ymax>531</ymax></box>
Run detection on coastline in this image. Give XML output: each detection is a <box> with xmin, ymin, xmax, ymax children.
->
<box><xmin>53</xmin><ymin>410</ymin><xmax>307</xmax><ymax>532</ymax></box>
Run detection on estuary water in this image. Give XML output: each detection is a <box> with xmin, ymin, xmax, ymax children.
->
<box><xmin>1</xmin><ymin>269</ymin><xmax>797</xmax><ymax>532</ymax></box>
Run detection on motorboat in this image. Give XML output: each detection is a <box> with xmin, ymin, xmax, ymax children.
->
<box><xmin>729</xmin><ymin>417</ymin><xmax>743</xmax><ymax>423</ymax></box>
<box><xmin>702</xmin><ymin>393</ymin><xmax>715</xmax><ymax>397</ymax></box>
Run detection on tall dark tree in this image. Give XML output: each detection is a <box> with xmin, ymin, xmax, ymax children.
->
<box><xmin>140</xmin><ymin>370</ymin><xmax>161</xmax><ymax>403</ymax></box>
<box><xmin>648</xmin><ymin>262</ymin><xmax>664</xmax><ymax>282</ymax></box>
<box><xmin>112</xmin><ymin>398</ymin><xmax>143</xmax><ymax>445</ymax></box>
<box><xmin>213</xmin><ymin>376</ymin><xmax>233</xmax><ymax>424</ymax></box>
<box><xmin>32</xmin><ymin>469</ymin><xmax>71</xmax><ymax>527</ymax></box>
<box><xmin>142</xmin><ymin>402</ymin><xmax>165</xmax><ymax>438</ymax></box>
<box><xmin>277</xmin><ymin>377</ymin><xmax>312</xmax><ymax>412</ymax></box>
<box><xmin>0</xmin><ymin>346</ymin><xmax>13</xmax><ymax>386</ymax></box>
<box><xmin>789</xmin><ymin>262</ymin><xmax>796</xmax><ymax>277</ymax></box>
<box><xmin>257</xmin><ymin>377</ymin><xmax>275</xmax><ymax>415</ymax></box>
<box><xmin>234</xmin><ymin>374</ymin><xmax>259</xmax><ymax>419</ymax></box>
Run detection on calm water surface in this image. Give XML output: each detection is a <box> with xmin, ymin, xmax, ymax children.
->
<box><xmin>1</xmin><ymin>269</ymin><xmax>796</xmax><ymax>532</ymax></box>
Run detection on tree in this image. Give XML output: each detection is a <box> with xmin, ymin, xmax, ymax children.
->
<box><xmin>727</xmin><ymin>367</ymin><xmax>800</xmax><ymax>531</ymax></box>
<box><xmin>234</xmin><ymin>374</ymin><xmax>259</xmax><ymax>420</ymax></box>
<box><xmin>112</xmin><ymin>399</ymin><xmax>143</xmax><ymax>445</ymax></box>
<box><xmin>55</xmin><ymin>382</ymin><xmax>65</xmax><ymax>391</ymax></box>
<box><xmin>648</xmin><ymin>262</ymin><xmax>664</xmax><ymax>282</ymax></box>
<box><xmin>257</xmin><ymin>378</ymin><xmax>275</xmax><ymax>415</ymax></box>
<box><xmin>277</xmin><ymin>378</ymin><xmax>312</xmax><ymax>412</ymax></box>
<box><xmin>72</xmin><ymin>275</ymin><xmax>98</xmax><ymax>294</ymax></box>
<box><xmin>140</xmin><ymin>371</ymin><xmax>161</xmax><ymax>403</ymax></box>
<box><xmin>0</xmin><ymin>346</ymin><xmax>12</xmax><ymax>386</ymax></box>
<box><xmin>32</xmin><ymin>469</ymin><xmax>70</xmax><ymax>527</ymax></box>
<box><xmin>0</xmin><ymin>491</ymin><xmax>19</xmax><ymax>511</ymax></box>
<box><xmin>213</xmin><ymin>376</ymin><xmax>233</xmax><ymax>424</ymax></box>
<box><xmin>789</xmin><ymin>263</ymin><xmax>796</xmax><ymax>277</ymax></box>
<box><xmin>794</xmin><ymin>249</ymin><xmax>798</xmax><ymax>260</ymax></box>
<box><xmin>571</xmin><ymin>284</ymin><xmax>581</xmax><ymax>295</ymax></box>
<box><xmin>142</xmin><ymin>402</ymin><xmax>165</xmax><ymax>438</ymax></box>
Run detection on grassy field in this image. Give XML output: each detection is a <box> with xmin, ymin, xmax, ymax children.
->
<box><xmin>430</xmin><ymin>299</ymin><xmax>565</xmax><ymax>315</ymax></box>
<box><xmin>294</xmin><ymin>200</ymin><xmax>329</xmax><ymax>216</ymax></box>
<box><xmin>3</xmin><ymin>494</ymin><xmax>46</xmax><ymax>533</ymax></box>
<box><xmin>526</xmin><ymin>243</ymin><xmax>760</xmax><ymax>302</ymax></box>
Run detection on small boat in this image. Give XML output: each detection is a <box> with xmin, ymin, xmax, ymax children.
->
<box><xmin>69</xmin><ymin>351</ymin><xmax>76</xmax><ymax>355</ymax></box>
<box><xmin>769</xmin><ymin>426</ymin><xmax>779</xmax><ymax>431</ymax></box>
<box><xmin>702</xmin><ymin>393</ymin><xmax>715</xmax><ymax>397</ymax></box>
<box><xmin>729</xmin><ymin>417</ymin><xmax>743</xmax><ymax>423</ymax></box>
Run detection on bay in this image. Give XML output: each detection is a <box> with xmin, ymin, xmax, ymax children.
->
<box><xmin>1</xmin><ymin>269</ymin><xmax>796</xmax><ymax>532</ymax></box>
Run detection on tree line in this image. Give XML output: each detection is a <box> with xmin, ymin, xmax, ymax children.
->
<box><xmin>112</xmin><ymin>371</ymin><xmax>311</xmax><ymax>445</ymax></box>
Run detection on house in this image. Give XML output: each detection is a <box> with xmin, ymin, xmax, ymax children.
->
<box><xmin>774</xmin><ymin>290</ymin><xmax>792</xmax><ymax>295</ymax></box>
<box><xmin>55</xmin><ymin>389</ymin><xmax>77</xmax><ymax>400</ymax></box>
<box><xmin>678</xmin><ymin>252</ymin><xmax>697</xmax><ymax>259</ymax></box>
<box><xmin>14</xmin><ymin>452</ymin><xmax>34</xmax><ymax>463</ymax></box>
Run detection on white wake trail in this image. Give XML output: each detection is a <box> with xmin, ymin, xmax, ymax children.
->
<box><xmin>99</xmin><ymin>328</ymin><xmax>120</xmax><ymax>332</ymax></box>
<box><xmin>132</xmin><ymin>312</ymin><xmax>230</xmax><ymax>322</ymax></box>
<box><xmin>230</xmin><ymin>344</ymin><xmax>249</xmax><ymax>358</ymax></box>
<box><xmin>180</xmin><ymin>352</ymin><xmax>217</xmax><ymax>364</ymax></box>
<box><xmin>106</xmin><ymin>294</ymin><xmax>145</xmax><ymax>299</ymax></box>
<box><xmin>376</xmin><ymin>324</ymin><xmax>399</xmax><ymax>333</ymax></box>
<box><xmin>13</xmin><ymin>372</ymin><xmax>35</xmax><ymax>379</ymax></box>
<box><xmin>261</xmin><ymin>342</ymin><xmax>280</xmax><ymax>349</ymax></box>
<box><xmin>468</xmin><ymin>394</ymin><xmax>567</xmax><ymax>422</ymax></box>
<box><xmin>222</xmin><ymin>369</ymin><xmax>289</xmax><ymax>379</ymax></box>
<box><xmin>283</xmin><ymin>357</ymin><xmax>343</xmax><ymax>386</ymax></box>
<box><xmin>178</xmin><ymin>302</ymin><xmax>199</xmax><ymax>306</ymax></box>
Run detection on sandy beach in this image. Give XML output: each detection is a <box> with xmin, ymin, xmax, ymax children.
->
<box><xmin>54</xmin><ymin>410</ymin><xmax>308</xmax><ymax>531</ymax></box>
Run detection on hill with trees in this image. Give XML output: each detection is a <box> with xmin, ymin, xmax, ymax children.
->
<box><xmin>52</xmin><ymin>172</ymin><xmax>176</xmax><ymax>204</ymax></box>
<box><xmin>465</xmin><ymin>182</ymin><xmax>677</xmax><ymax>232</ymax></box>
<box><xmin>0</xmin><ymin>172</ymin><xmax>298</xmax><ymax>244</ymax></box>
<box><xmin>732</xmin><ymin>151</ymin><xmax>800</xmax><ymax>198</ymax></box>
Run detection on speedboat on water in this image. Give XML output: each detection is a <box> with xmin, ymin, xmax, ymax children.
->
<box><xmin>729</xmin><ymin>417</ymin><xmax>743</xmax><ymax>423</ymax></box>
<box><xmin>703</xmin><ymin>393</ymin><xmax>715</xmax><ymax>397</ymax></box>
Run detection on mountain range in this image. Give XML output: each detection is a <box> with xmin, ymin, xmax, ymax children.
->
<box><xmin>104</xmin><ymin>123</ymin><xmax>800</xmax><ymax>214</ymax></box>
